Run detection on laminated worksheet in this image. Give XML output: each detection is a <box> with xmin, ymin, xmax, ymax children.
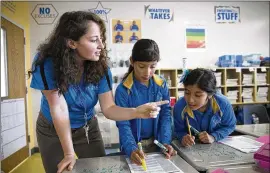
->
<box><xmin>126</xmin><ymin>153</ymin><xmax>184</xmax><ymax>173</ymax></box>
<box><xmin>219</xmin><ymin>136</ymin><xmax>264</xmax><ymax>153</ymax></box>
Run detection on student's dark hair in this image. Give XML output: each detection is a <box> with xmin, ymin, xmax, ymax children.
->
<box><xmin>122</xmin><ymin>39</ymin><xmax>160</xmax><ymax>80</ymax></box>
<box><xmin>184</xmin><ymin>68</ymin><xmax>217</xmax><ymax>95</ymax></box>
<box><xmin>28</xmin><ymin>11</ymin><xmax>108</xmax><ymax>94</ymax></box>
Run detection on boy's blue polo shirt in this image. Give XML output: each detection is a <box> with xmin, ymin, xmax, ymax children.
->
<box><xmin>130</xmin><ymin>36</ymin><xmax>138</xmax><ymax>42</ymax></box>
<box><xmin>115</xmin><ymin>35</ymin><xmax>123</xmax><ymax>42</ymax></box>
<box><xmin>130</xmin><ymin>25</ymin><xmax>139</xmax><ymax>31</ymax></box>
<box><xmin>114</xmin><ymin>24</ymin><xmax>123</xmax><ymax>31</ymax></box>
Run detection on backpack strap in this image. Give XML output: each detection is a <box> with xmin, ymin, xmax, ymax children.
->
<box><xmin>40</xmin><ymin>62</ymin><xmax>49</xmax><ymax>90</ymax></box>
<box><xmin>40</xmin><ymin>63</ymin><xmax>111</xmax><ymax>91</ymax></box>
<box><xmin>105</xmin><ymin>70</ymin><xmax>112</xmax><ymax>90</ymax></box>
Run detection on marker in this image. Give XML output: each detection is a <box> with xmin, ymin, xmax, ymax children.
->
<box><xmin>190</xmin><ymin>125</ymin><xmax>200</xmax><ymax>136</ymax></box>
<box><xmin>137</xmin><ymin>142</ymin><xmax>147</xmax><ymax>171</ymax></box>
<box><xmin>154</xmin><ymin>140</ymin><xmax>168</xmax><ymax>153</ymax></box>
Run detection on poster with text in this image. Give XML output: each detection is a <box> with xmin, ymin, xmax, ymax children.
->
<box><xmin>215</xmin><ymin>6</ymin><xmax>240</xmax><ymax>23</ymax></box>
<box><xmin>185</xmin><ymin>27</ymin><xmax>206</xmax><ymax>50</ymax></box>
<box><xmin>144</xmin><ymin>5</ymin><xmax>174</xmax><ymax>22</ymax></box>
<box><xmin>111</xmin><ymin>19</ymin><xmax>141</xmax><ymax>44</ymax></box>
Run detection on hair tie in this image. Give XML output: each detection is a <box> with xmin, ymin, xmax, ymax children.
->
<box><xmin>180</xmin><ymin>69</ymin><xmax>190</xmax><ymax>83</ymax></box>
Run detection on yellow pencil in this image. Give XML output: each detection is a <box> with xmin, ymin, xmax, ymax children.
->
<box><xmin>186</xmin><ymin>117</ymin><xmax>191</xmax><ymax>136</ymax></box>
<box><xmin>137</xmin><ymin>142</ymin><xmax>147</xmax><ymax>171</ymax></box>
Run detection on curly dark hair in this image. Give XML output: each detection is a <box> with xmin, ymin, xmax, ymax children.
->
<box><xmin>28</xmin><ymin>11</ymin><xmax>108</xmax><ymax>94</ymax></box>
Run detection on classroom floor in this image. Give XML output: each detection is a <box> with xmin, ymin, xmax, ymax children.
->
<box><xmin>10</xmin><ymin>153</ymin><xmax>45</xmax><ymax>173</ymax></box>
<box><xmin>10</xmin><ymin>148</ymin><xmax>119</xmax><ymax>173</ymax></box>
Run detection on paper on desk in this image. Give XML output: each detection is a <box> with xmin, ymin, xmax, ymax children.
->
<box><xmin>126</xmin><ymin>153</ymin><xmax>184</xmax><ymax>173</ymax></box>
<box><xmin>219</xmin><ymin>136</ymin><xmax>264</xmax><ymax>153</ymax></box>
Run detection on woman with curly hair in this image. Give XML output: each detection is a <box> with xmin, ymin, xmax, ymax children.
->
<box><xmin>29</xmin><ymin>11</ymin><xmax>167</xmax><ymax>173</ymax></box>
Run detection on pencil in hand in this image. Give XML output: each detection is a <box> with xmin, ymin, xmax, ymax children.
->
<box><xmin>137</xmin><ymin>142</ymin><xmax>147</xmax><ymax>171</ymax></box>
<box><xmin>186</xmin><ymin>117</ymin><xmax>191</xmax><ymax>136</ymax></box>
<box><xmin>186</xmin><ymin>117</ymin><xmax>195</xmax><ymax>145</ymax></box>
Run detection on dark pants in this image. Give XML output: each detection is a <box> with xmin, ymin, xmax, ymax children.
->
<box><xmin>141</xmin><ymin>137</ymin><xmax>158</xmax><ymax>153</ymax></box>
<box><xmin>36</xmin><ymin>112</ymin><xmax>105</xmax><ymax>173</ymax></box>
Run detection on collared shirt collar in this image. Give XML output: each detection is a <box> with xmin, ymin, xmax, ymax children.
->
<box><xmin>123</xmin><ymin>71</ymin><xmax>163</xmax><ymax>90</ymax></box>
<box><xmin>181</xmin><ymin>96</ymin><xmax>223</xmax><ymax>120</ymax></box>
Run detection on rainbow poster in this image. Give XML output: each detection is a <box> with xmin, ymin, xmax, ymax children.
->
<box><xmin>185</xmin><ymin>28</ymin><xmax>206</xmax><ymax>49</ymax></box>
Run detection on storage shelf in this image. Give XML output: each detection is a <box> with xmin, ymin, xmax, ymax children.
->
<box><xmin>242</xmin><ymin>84</ymin><xmax>255</xmax><ymax>87</ymax></box>
<box><xmin>227</xmin><ymin>85</ymin><xmax>241</xmax><ymax>87</ymax></box>
<box><xmin>232</xmin><ymin>101</ymin><xmax>270</xmax><ymax>105</ymax></box>
<box><xmin>257</xmin><ymin>84</ymin><xmax>270</xmax><ymax>86</ymax></box>
<box><xmin>156</xmin><ymin>67</ymin><xmax>270</xmax><ymax>105</ymax></box>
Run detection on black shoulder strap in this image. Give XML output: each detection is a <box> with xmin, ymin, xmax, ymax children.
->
<box><xmin>40</xmin><ymin>62</ymin><xmax>49</xmax><ymax>90</ymax></box>
<box><xmin>41</xmin><ymin>63</ymin><xmax>111</xmax><ymax>91</ymax></box>
<box><xmin>105</xmin><ymin>70</ymin><xmax>112</xmax><ymax>90</ymax></box>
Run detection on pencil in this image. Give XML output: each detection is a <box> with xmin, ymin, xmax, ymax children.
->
<box><xmin>186</xmin><ymin>117</ymin><xmax>191</xmax><ymax>136</ymax></box>
<box><xmin>137</xmin><ymin>142</ymin><xmax>147</xmax><ymax>171</ymax></box>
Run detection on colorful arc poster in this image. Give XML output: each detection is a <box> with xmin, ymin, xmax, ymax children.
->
<box><xmin>186</xmin><ymin>28</ymin><xmax>206</xmax><ymax>49</ymax></box>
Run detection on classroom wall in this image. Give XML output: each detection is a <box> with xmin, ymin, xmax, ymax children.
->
<box><xmin>29</xmin><ymin>1</ymin><xmax>269</xmax><ymax>146</ymax></box>
<box><xmin>1</xmin><ymin>1</ymin><xmax>34</xmax><ymax>150</ymax></box>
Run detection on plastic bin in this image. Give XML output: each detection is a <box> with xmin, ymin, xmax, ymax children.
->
<box><xmin>235</xmin><ymin>55</ymin><xmax>243</xmax><ymax>67</ymax></box>
<box><xmin>218</xmin><ymin>55</ymin><xmax>236</xmax><ymax>67</ymax></box>
<box><xmin>242</xmin><ymin>54</ymin><xmax>262</xmax><ymax>67</ymax></box>
<box><xmin>254</xmin><ymin>143</ymin><xmax>270</xmax><ymax>171</ymax></box>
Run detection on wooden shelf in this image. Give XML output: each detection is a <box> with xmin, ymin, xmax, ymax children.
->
<box><xmin>257</xmin><ymin>84</ymin><xmax>270</xmax><ymax>86</ymax></box>
<box><xmin>227</xmin><ymin>85</ymin><xmax>241</xmax><ymax>87</ymax></box>
<box><xmin>242</xmin><ymin>84</ymin><xmax>255</xmax><ymax>87</ymax></box>
<box><xmin>232</xmin><ymin>102</ymin><xmax>270</xmax><ymax>105</ymax></box>
<box><xmin>255</xmin><ymin>101</ymin><xmax>270</xmax><ymax>104</ymax></box>
<box><xmin>156</xmin><ymin>67</ymin><xmax>270</xmax><ymax>105</ymax></box>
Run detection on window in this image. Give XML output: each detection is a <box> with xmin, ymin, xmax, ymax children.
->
<box><xmin>1</xmin><ymin>27</ymin><xmax>8</xmax><ymax>98</ymax></box>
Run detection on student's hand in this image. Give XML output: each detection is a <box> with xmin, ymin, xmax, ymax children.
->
<box><xmin>181</xmin><ymin>134</ymin><xmax>195</xmax><ymax>147</ymax></box>
<box><xmin>198</xmin><ymin>131</ymin><xmax>215</xmax><ymax>144</ymax></box>
<box><xmin>57</xmin><ymin>154</ymin><xmax>76</xmax><ymax>173</ymax></box>
<box><xmin>135</xmin><ymin>100</ymin><xmax>169</xmax><ymax>119</ymax></box>
<box><xmin>163</xmin><ymin>144</ymin><xmax>177</xmax><ymax>159</ymax></box>
<box><xmin>130</xmin><ymin>149</ymin><xmax>145</xmax><ymax>166</ymax></box>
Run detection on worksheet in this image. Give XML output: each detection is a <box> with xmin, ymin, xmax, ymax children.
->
<box><xmin>126</xmin><ymin>153</ymin><xmax>184</xmax><ymax>173</ymax></box>
<box><xmin>219</xmin><ymin>136</ymin><xmax>264</xmax><ymax>153</ymax></box>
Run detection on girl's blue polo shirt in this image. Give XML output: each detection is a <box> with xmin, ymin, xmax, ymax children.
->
<box><xmin>193</xmin><ymin>101</ymin><xmax>212</xmax><ymax>132</ymax></box>
<box><xmin>133</xmin><ymin>78</ymin><xmax>154</xmax><ymax>139</ymax></box>
<box><xmin>173</xmin><ymin>94</ymin><xmax>236</xmax><ymax>142</ymax></box>
<box><xmin>30</xmin><ymin>56</ymin><xmax>112</xmax><ymax>128</ymax></box>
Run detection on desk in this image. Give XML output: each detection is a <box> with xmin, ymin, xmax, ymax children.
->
<box><xmin>235</xmin><ymin>124</ymin><xmax>270</xmax><ymax>137</ymax></box>
<box><xmin>207</xmin><ymin>164</ymin><xmax>269</xmax><ymax>173</ymax></box>
<box><xmin>63</xmin><ymin>153</ymin><xmax>198</xmax><ymax>173</ymax></box>
<box><xmin>172</xmin><ymin>135</ymin><xmax>256</xmax><ymax>172</ymax></box>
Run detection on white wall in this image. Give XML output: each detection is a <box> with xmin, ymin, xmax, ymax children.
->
<box><xmin>29</xmin><ymin>1</ymin><xmax>269</xmax><ymax>146</ymax></box>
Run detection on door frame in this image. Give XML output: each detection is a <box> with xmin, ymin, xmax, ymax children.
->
<box><xmin>1</xmin><ymin>14</ymin><xmax>27</xmax><ymax>100</ymax></box>
<box><xmin>1</xmin><ymin>15</ymin><xmax>30</xmax><ymax>171</ymax></box>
